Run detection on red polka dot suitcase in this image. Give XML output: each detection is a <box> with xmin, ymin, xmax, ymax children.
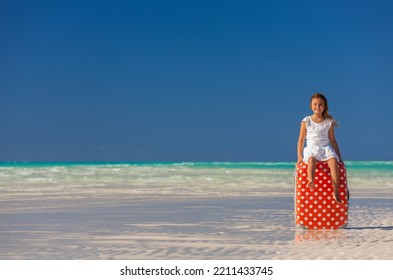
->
<box><xmin>295</xmin><ymin>161</ymin><xmax>349</xmax><ymax>229</ymax></box>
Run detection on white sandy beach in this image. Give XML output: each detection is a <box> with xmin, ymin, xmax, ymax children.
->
<box><xmin>1</xmin><ymin>163</ymin><xmax>392</xmax><ymax>260</ymax></box>
<box><xmin>1</xmin><ymin>194</ymin><xmax>393</xmax><ymax>260</ymax></box>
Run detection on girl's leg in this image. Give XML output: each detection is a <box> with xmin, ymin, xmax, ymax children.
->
<box><xmin>307</xmin><ymin>157</ymin><xmax>317</xmax><ymax>190</ymax></box>
<box><xmin>327</xmin><ymin>158</ymin><xmax>342</xmax><ymax>203</ymax></box>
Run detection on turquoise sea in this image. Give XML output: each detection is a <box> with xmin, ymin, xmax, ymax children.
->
<box><xmin>1</xmin><ymin>161</ymin><xmax>392</xmax><ymax>200</ymax></box>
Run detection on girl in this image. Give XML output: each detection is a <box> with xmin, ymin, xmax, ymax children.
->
<box><xmin>297</xmin><ymin>93</ymin><xmax>343</xmax><ymax>203</ymax></box>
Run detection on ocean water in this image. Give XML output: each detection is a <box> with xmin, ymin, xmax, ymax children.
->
<box><xmin>1</xmin><ymin>161</ymin><xmax>392</xmax><ymax>201</ymax></box>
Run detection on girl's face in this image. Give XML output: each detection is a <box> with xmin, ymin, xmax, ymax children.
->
<box><xmin>310</xmin><ymin>97</ymin><xmax>325</xmax><ymax>115</ymax></box>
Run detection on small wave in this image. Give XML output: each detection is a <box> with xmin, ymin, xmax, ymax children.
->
<box><xmin>345</xmin><ymin>161</ymin><xmax>393</xmax><ymax>170</ymax></box>
<box><xmin>3</xmin><ymin>160</ymin><xmax>393</xmax><ymax>170</ymax></box>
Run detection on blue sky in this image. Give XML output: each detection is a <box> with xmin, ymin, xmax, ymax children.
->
<box><xmin>1</xmin><ymin>0</ymin><xmax>392</xmax><ymax>162</ymax></box>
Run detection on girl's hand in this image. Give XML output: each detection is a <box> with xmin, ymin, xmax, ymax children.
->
<box><xmin>297</xmin><ymin>157</ymin><xmax>303</xmax><ymax>165</ymax></box>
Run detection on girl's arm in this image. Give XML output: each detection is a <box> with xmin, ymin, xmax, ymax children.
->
<box><xmin>328</xmin><ymin>124</ymin><xmax>343</xmax><ymax>161</ymax></box>
<box><xmin>297</xmin><ymin>122</ymin><xmax>306</xmax><ymax>164</ymax></box>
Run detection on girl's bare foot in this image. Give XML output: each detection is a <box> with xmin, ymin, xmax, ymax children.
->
<box><xmin>333</xmin><ymin>192</ymin><xmax>343</xmax><ymax>203</ymax></box>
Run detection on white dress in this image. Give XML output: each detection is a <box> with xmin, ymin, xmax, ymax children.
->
<box><xmin>302</xmin><ymin>116</ymin><xmax>340</xmax><ymax>163</ymax></box>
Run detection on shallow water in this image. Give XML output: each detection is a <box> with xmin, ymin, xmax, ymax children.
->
<box><xmin>1</xmin><ymin>162</ymin><xmax>392</xmax><ymax>259</ymax></box>
<box><xmin>1</xmin><ymin>161</ymin><xmax>392</xmax><ymax>200</ymax></box>
<box><xmin>1</xmin><ymin>195</ymin><xmax>392</xmax><ymax>259</ymax></box>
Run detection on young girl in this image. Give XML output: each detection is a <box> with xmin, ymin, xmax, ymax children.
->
<box><xmin>297</xmin><ymin>93</ymin><xmax>343</xmax><ymax>203</ymax></box>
